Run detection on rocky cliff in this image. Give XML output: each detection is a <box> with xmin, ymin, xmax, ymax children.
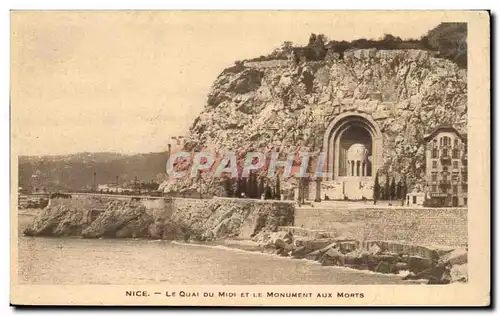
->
<box><xmin>160</xmin><ymin>48</ymin><xmax>467</xmax><ymax>194</ymax></box>
<box><xmin>23</xmin><ymin>196</ymin><xmax>295</xmax><ymax>241</ymax></box>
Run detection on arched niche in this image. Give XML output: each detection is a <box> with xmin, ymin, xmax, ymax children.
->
<box><xmin>322</xmin><ymin>112</ymin><xmax>383</xmax><ymax>180</ymax></box>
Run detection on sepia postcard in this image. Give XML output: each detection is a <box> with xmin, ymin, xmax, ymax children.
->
<box><xmin>10</xmin><ymin>10</ymin><xmax>490</xmax><ymax>306</ymax></box>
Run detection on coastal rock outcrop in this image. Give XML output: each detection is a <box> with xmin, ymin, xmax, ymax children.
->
<box><xmin>23</xmin><ymin>196</ymin><xmax>295</xmax><ymax>241</ymax></box>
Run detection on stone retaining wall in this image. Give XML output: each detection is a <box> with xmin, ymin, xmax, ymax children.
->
<box><xmin>294</xmin><ymin>207</ymin><xmax>467</xmax><ymax>247</ymax></box>
<box><xmin>243</xmin><ymin>59</ymin><xmax>290</xmax><ymax>68</ymax></box>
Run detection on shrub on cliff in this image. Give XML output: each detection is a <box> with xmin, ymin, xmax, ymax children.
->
<box><xmin>286</xmin><ymin>24</ymin><xmax>466</xmax><ymax>68</ymax></box>
<box><xmin>421</xmin><ymin>22</ymin><xmax>467</xmax><ymax>69</ymax></box>
<box><xmin>373</xmin><ymin>172</ymin><xmax>380</xmax><ymax>203</ymax></box>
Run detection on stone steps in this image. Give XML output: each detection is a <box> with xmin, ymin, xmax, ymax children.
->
<box><xmin>277</xmin><ymin>226</ymin><xmax>338</xmax><ymax>239</ymax></box>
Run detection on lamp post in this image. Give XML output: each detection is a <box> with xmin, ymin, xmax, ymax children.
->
<box><xmin>198</xmin><ymin>170</ymin><xmax>202</xmax><ymax>199</ymax></box>
<box><xmin>165</xmin><ymin>143</ymin><xmax>172</xmax><ymax>172</ymax></box>
<box><xmin>115</xmin><ymin>175</ymin><xmax>119</xmax><ymax>195</ymax></box>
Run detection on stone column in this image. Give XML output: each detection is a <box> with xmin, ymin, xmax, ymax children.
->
<box><xmin>314</xmin><ymin>177</ymin><xmax>321</xmax><ymax>202</ymax></box>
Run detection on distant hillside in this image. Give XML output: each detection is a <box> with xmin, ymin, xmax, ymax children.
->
<box><xmin>18</xmin><ymin>151</ymin><xmax>168</xmax><ymax>192</ymax></box>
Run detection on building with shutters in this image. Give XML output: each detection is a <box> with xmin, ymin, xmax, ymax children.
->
<box><xmin>423</xmin><ymin>125</ymin><xmax>468</xmax><ymax>207</ymax></box>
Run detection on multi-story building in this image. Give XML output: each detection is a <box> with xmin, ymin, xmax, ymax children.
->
<box><xmin>423</xmin><ymin>125</ymin><xmax>468</xmax><ymax>207</ymax></box>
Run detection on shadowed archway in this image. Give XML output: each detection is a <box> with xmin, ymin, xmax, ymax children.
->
<box><xmin>323</xmin><ymin>112</ymin><xmax>383</xmax><ymax>180</ymax></box>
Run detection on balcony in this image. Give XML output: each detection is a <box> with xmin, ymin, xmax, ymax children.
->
<box><xmin>439</xmin><ymin>180</ymin><xmax>451</xmax><ymax>191</ymax></box>
<box><xmin>461</xmin><ymin>150</ymin><xmax>468</xmax><ymax>161</ymax></box>
<box><xmin>440</xmin><ymin>153</ymin><xmax>452</xmax><ymax>164</ymax></box>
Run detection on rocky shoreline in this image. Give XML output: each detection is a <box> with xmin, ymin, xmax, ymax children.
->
<box><xmin>244</xmin><ymin>230</ymin><xmax>468</xmax><ymax>284</ymax></box>
<box><xmin>22</xmin><ymin>196</ymin><xmax>295</xmax><ymax>241</ymax></box>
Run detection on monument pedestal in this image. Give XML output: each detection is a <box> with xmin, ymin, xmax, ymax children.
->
<box><xmin>308</xmin><ymin>177</ymin><xmax>374</xmax><ymax>201</ymax></box>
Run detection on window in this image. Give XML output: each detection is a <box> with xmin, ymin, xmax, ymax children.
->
<box><xmin>454</xmin><ymin>139</ymin><xmax>458</xmax><ymax>147</ymax></box>
<box><xmin>431</xmin><ymin>172</ymin><xmax>437</xmax><ymax>182</ymax></box>
<box><xmin>432</xmin><ymin>160</ymin><xmax>437</xmax><ymax>169</ymax></box>
<box><xmin>443</xmin><ymin>148</ymin><xmax>448</xmax><ymax>157</ymax></box>
<box><xmin>452</xmin><ymin>172</ymin><xmax>459</xmax><ymax>182</ymax></box>
<box><xmin>432</xmin><ymin>148</ymin><xmax>438</xmax><ymax>158</ymax></box>
<box><xmin>443</xmin><ymin>137</ymin><xmax>448</xmax><ymax>146</ymax></box>
<box><xmin>431</xmin><ymin>185</ymin><xmax>437</xmax><ymax>193</ymax></box>
<box><xmin>412</xmin><ymin>196</ymin><xmax>417</xmax><ymax>204</ymax></box>
<box><xmin>453</xmin><ymin>185</ymin><xmax>458</xmax><ymax>193</ymax></box>
<box><xmin>464</xmin><ymin>198</ymin><xmax>467</xmax><ymax>206</ymax></box>
<box><xmin>452</xmin><ymin>148</ymin><xmax>460</xmax><ymax>159</ymax></box>
<box><xmin>453</xmin><ymin>161</ymin><xmax>458</xmax><ymax>169</ymax></box>
<box><xmin>443</xmin><ymin>166</ymin><xmax>448</xmax><ymax>172</ymax></box>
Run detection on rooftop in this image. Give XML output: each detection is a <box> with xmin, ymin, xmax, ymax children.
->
<box><xmin>423</xmin><ymin>125</ymin><xmax>467</xmax><ymax>143</ymax></box>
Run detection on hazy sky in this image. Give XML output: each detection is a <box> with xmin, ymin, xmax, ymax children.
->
<box><xmin>11</xmin><ymin>11</ymin><xmax>446</xmax><ymax>156</ymax></box>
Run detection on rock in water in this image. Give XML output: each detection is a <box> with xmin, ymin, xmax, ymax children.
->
<box><xmin>291</xmin><ymin>246</ymin><xmax>307</xmax><ymax>259</ymax></box>
<box><xmin>407</xmin><ymin>256</ymin><xmax>433</xmax><ymax>274</ymax></box>
<box><xmin>440</xmin><ymin>248</ymin><xmax>467</xmax><ymax>265</ymax></box>
<box><xmin>24</xmin><ymin>201</ymin><xmax>94</xmax><ymax>236</ymax></box>
<box><xmin>450</xmin><ymin>263</ymin><xmax>468</xmax><ymax>283</ymax></box>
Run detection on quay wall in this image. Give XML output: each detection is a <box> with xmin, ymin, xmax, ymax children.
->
<box><xmin>294</xmin><ymin>207</ymin><xmax>468</xmax><ymax>248</ymax></box>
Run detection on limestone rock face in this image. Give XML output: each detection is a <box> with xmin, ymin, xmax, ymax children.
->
<box><xmin>23</xmin><ymin>204</ymin><xmax>92</xmax><ymax>237</ymax></box>
<box><xmin>81</xmin><ymin>200</ymin><xmax>152</xmax><ymax>238</ymax></box>
<box><xmin>160</xmin><ymin>49</ymin><xmax>467</xmax><ymax>194</ymax></box>
<box><xmin>24</xmin><ymin>196</ymin><xmax>295</xmax><ymax>241</ymax></box>
<box><xmin>23</xmin><ymin>198</ymin><xmax>102</xmax><ymax>236</ymax></box>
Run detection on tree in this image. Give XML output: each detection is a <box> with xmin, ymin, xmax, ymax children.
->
<box><xmin>421</xmin><ymin>22</ymin><xmax>467</xmax><ymax>68</ymax></box>
<box><xmin>265</xmin><ymin>184</ymin><xmax>273</xmax><ymax>200</ymax></box>
<box><xmin>373</xmin><ymin>171</ymin><xmax>380</xmax><ymax>204</ymax></box>
<box><xmin>235</xmin><ymin>177</ymin><xmax>247</xmax><ymax>198</ymax></box>
<box><xmin>234</xmin><ymin>178</ymin><xmax>241</xmax><ymax>198</ymax></box>
<box><xmin>384</xmin><ymin>173</ymin><xmax>390</xmax><ymax>200</ymax></box>
<box><xmin>258</xmin><ymin>177</ymin><xmax>265</xmax><ymax>199</ymax></box>
<box><xmin>275</xmin><ymin>175</ymin><xmax>281</xmax><ymax>200</ymax></box>
<box><xmin>247</xmin><ymin>172</ymin><xmax>259</xmax><ymax>199</ymax></box>
<box><xmin>223</xmin><ymin>177</ymin><xmax>234</xmax><ymax>197</ymax></box>
<box><xmin>240</xmin><ymin>177</ymin><xmax>247</xmax><ymax>198</ymax></box>
<box><xmin>308</xmin><ymin>33</ymin><xmax>317</xmax><ymax>46</ymax></box>
<box><xmin>396</xmin><ymin>180</ymin><xmax>402</xmax><ymax>200</ymax></box>
<box><xmin>390</xmin><ymin>177</ymin><xmax>396</xmax><ymax>200</ymax></box>
<box><xmin>307</xmin><ymin>33</ymin><xmax>327</xmax><ymax>60</ymax></box>
<box><xmin>401</xmin><ymin>179</ymin><xmax>408</xmax><ymax>201</ymax></box>
<box><xmin>245</xmin><ymin>174</ymin><xmax>253</xmax><ymax>198</ymax></box>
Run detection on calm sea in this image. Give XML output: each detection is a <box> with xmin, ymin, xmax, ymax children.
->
<box><xmin>17</xmin><ymin>214</ymin><xmax>413</xmax><ymax>285</ymax></box>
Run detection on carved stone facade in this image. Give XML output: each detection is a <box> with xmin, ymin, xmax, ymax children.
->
<box><xmin>308</xmin><ymin>109</ymin><xmax>387</xmax><ymax>201</ymax></box>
